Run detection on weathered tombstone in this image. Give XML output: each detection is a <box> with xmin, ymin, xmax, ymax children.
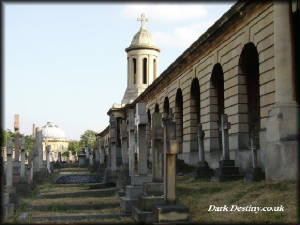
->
<box><xmin>151</xmin><ymin>112</ymin><xmax>164</xmax><ymax>182</ymax></box>
<box><xmin>4</xmin><ymin>139</ymin><xmax>17</xmax><ymax>207</ymax></box>
<box><xmin>110</xmin><ymin>117</ymin><xmax>117</xmax><ymax>172</ymax></box>
<box><xmin>46</xmin><ymin>145</ymin><xmax>51</xmax><ymax>175</ymax></box>
<box><xmin>195</xmin><ymin>124</ymin><xmax>212</xmax><ymax>178</ymax></box>
<box><xmin>212</xmin><ymin>114</ymin><xmax>242</xmax><ymax>182</ymax></box>
<box><xmin>6</xmin><ymin>139</ymin><xmax>13</xmax><ymax>187</ymax></box>
<box><xmin>85</xmin><ymin>146</ymin><xmax>89</xmax><ymax>159</ymax></box>
<box><xmin>103</xmin><ymin>116</ymin><xmax>118</xmax><ymax>184</ymax></box>
<box><xmin>27</xmin><ymin>161</ymin><xmax>34</xmax><ymax>184</ymax></box>
<box><xmin>97</xmin><ymin>138</ymin><xmax>106</xmax><ymax>176</ymax></box>
<box><xmin>89</xmin><ymin>148</ymin><xmax>94</xmax><ymax>167</ymax></box>
<box><xmin>245</xmin><ymin>129</ymin><xmax>265</xmax><ymax>182</ymax></box>
<box><xmin>3</xmin><ymin>143</ymin><xmax>15</xmax><ymax>219</ymax></box>
<box><xmin>120</xmin><ymin>103</ymin><xmax>152</xmax><ymax>213</ymax></box>
<box><xmin>20</xmin><ymin>137</ymin><xmax>26</xmax><ymax>178</ymax></box>
<box><xmin>132</xmin><ymin>111</ymin><xmax>165</xmax><ymax>223</ymax></box>
<box><xmin>153</xmin><ymin>109</ymin><xmax>189</xmax><ymax>222</ymax></box>
<box><xmin>127</xmin><ymin>109</ymin><xmax>136</xmax><ymax>177</ymax></box>
<box><xmin>99</xmin><ymin>139</ymin><xmax>105</xmax><ymax>165</ymax></box>
<box><xmin>131</xmin><ymin>103</ymin><xmax>152</xmax><ymax>184</ymax></box>
<box><xmin>117</xmin><ymin>120</ymin><xmax>130</xmax><ymax>196</ymax></box>
<box><xmin>14</xmin><ymin>114</ymin><xmax>20</xmax><ymax>161</ymax></box>
<box><xmin>78</xmin><ymin>148</ymin><xmax>86</xmax><ymax>167</ymax></box>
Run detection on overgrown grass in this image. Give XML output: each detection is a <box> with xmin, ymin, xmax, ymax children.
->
<box><xmin>177</xmin><ymin>177</ymin><xmax>298</xmax><ymax>224</ymax></box>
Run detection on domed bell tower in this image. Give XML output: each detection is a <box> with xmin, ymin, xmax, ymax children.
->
<box><xmin>122</xmin><ymin>13</ymin><xmax>160</xmax><ymax>105</ymax></box>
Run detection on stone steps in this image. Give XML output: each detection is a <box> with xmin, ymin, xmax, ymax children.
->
<box><xmin>29</xmin><ymin>202</ymin><xmax>120</xmax><ymax>211</ymax></box>
<box><xmin>18</xmin><ymin>212</ymin><xmax>131</xmax><ymax>223</ymax></box>
<box><xmin>40</xmin><ymin>188</ymin><xmax>117</xmax><ymax>199</ymax></box>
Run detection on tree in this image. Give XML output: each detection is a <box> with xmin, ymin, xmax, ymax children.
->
<box><xmin>1</xmin><ymin>129</ymin><xmax>15</xmax><ymax>147</ymax></box>
<box><xmin>1</xmin><ymin>129</ymin><xmax>34</xmax><ymax>156</ymax></box>
<box><xmin>24</xmin><ymin>135</ymin><xmax>34</xmax><ymax>155</ymax></box>
<box><xmin>79</xmin><ymin>130</ymin><xmax>97</xmax><ymax>149</ymax></box>
<box><xmin>68</xmin><ymin>141</ymin><xmax>80</xmax><ymax>156</ymax></box>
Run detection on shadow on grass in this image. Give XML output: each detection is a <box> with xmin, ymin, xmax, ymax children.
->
<box><xmin>177</xmin><ymin>186</ymin><xmax>223</xmax><ymax>197</ymax></box>
<box><xmin>31</xmin><ymin>202</ymin><xmax>120</xmax><ymax>212</ymax></box>
<box><xmin>40</xmin><ymin>189</ymin><xmax>117</xmax><ymax>199</ymax></box>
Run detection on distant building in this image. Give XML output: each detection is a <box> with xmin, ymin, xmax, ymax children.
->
<box><xmin>41</xmin><ymin>122</ymin><xmax>69</xmax><ymax>162</ymax></box>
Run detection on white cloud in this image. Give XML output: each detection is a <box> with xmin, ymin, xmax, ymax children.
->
<box><xmin>121</xmin><ymin>3</ymin><xmax>208</xmax><ymax>23</ymax></box>
<box><xmin>153</xmin><ymin>21</ymin><xmax>214</xmax><ymax>48</ymax></box>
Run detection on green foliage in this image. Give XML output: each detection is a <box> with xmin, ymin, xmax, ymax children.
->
<box><xmin>68</xmin><ymin>141</ymin><xmax>80</xmax><ymax>156</ymax></box>
<box><xmin>1</xmin><ymin>130</ymin><xmax>33</xmax><ymax>156</ymax></box>
<box><xmin>24</xmin><ymin>134</ymin><xmax>34</xmax><ymax>155</ymax></box>
<box><xmin>79</xmin><ymin>130</ymin><xmax>97</xmax><ymax>149</ymax></box>
<box><xmin>1</xmin><ymin>129</ymin><xmax>15</xmax><ymax>147</ymax></box>
<box><xmin>62</xmin><ymin>151</ymin><xmax>70</xmax><ymax>158</ymax></box>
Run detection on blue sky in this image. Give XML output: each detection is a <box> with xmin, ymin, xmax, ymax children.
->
<box><xmin>4</xmin><ymin>2</ymin><xmax>235</xmax><ymax>140</ymax></box>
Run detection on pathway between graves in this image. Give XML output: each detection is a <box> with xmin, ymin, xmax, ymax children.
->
<box><xmin>18</xmin><ymin>167</ymin><xmax>134</xmax><ymax>224</ymax></box>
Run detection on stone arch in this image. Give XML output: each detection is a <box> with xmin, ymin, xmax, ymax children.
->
<box><xmin>239</xmin><ymin>42</ymin><xmax>260</xmax><ymax>147</ymax></box>
<box><xmin>175</xmin><ymin>88</ymin><xmax>183</xmax><ymax>153</ymax></box>
<box><xmin>190</xmin><ymin>78</ymin><xmax>200</xmax><ymax>124</ymax></box>
<box><xmin>163</xmin><ymin>97</ymin><xmax>170</xmax><ymax>118</ymax></box>
<box><xmin>190</xmin><ymin>78</ymin><xmax>200</xmax><ymax>150</ymax></box>
<box><xmin>211</xmin><ymin>63</ymin><xmax>224</xmax><ymax>150</ymax></box>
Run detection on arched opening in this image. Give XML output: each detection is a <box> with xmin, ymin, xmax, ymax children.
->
<box><xmin>239</xmin><ymin>42</ymin><xmax>260</xmax><ymax>147</ymax></box>
<box><xmin>175</xmin><ymin>88</ymin><xmax>183</xmax><ymax>153</ymax></box>
<box><xmin>143</xmin><ymin>58</ymin><xmax>147</xmax><ymax>84</ymax></box>
<box><xmin>155</xmin><ymin>103</ymin><xmax>160</xmax><ymax>113</ymax></box>
<box><xmin>211</xmin><ymin>63</ymin><xmax>224</xmax><ymax>151</ymax></box>
<box><xmin>133</xmin><ymin>58</ymin><xmax>137</xmax><ymax>84</ymax></box>
<box><xmin>153</xmin><ymin>59</ymin><xmax>157</xmax><ymax>80</ymax></box>
<box><xmin>190</xmin><ymin>78</ymin><xmax>200</xmax><ymax>150</ymax></box>
<box><xmin>191</xmin><ymin>78</ymin><xmax>200</xmax><ymax>123</ymax></box>
<box><xmin>163</xmin><ymin>97</ymin><xmax>170</xmax><ymax>118</ymax></box>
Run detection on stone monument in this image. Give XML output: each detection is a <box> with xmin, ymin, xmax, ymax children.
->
<box><xmin>212</xmin><ymin>114</ymin><xmax>242</xmax><ymax>182</ymax></box>
<box><xmin>153</xmin><ymin>109</ymin><xmax>189</xmax><ymax>222</ymax></box>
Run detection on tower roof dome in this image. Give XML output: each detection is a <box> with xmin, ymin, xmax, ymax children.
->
<box><xmin>42</xmin><ymin>122</ymin><xmax>66</xmax><ymax>140</ymax></box>
<box><xmin>125</xmin><ymin>13</ymin><xmax>160</xmax><ymax>52</ymax></box>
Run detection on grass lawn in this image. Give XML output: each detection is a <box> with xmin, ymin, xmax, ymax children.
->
<box><xmin>177</xmin><ymin>176</ymin><xmax>298</xmax><ymax>224</ymax></box>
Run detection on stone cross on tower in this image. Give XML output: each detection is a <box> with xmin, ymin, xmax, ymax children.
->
<box><xmin>137</xmin><ymin>13</ymin><xmax>148</xmax><ymax>29</ymax></box>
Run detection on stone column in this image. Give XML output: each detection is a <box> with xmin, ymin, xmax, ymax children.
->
<box><xmin>135</xmin><ymin>103</ymin><xmax>148</xmax><ymax>176</ymax></box>
<box><xmin>265</xmin><ymin>1</ymin><xmax>299</xmax><ymax>180</ymax></box>
<box><xmin>46</xmin><ymin>145</ymin><xmax>51</xmax><ymax>174</ymax></box>
<box><xmin>6</xmin><ymin>139</ymin><xmax>13</xmax><ymax>187</ymax></box>
<box><xmin>152</xmin><ymin>112</ymin><xmax>164</xmax><ymax>182</ymax></box>
<box><xmin>220</xmin><ymin>114</ymin><xmax>230</xmax><ymax>161</ymax></box>
<box><xmin>20</xmin><ymin>137</ymin><xmax>26</xmax><ymax>178</ymax></box>
<box><xmin>127</xmin><ymin>109</ymin><xmax>136</xmax><ymax>177</ymax></box>
<box><xmin>14</xmin><ymin>114</ymin><xmax>20</xmax><ymax>161</ymax></box>
<box><xmin>110</xmin><ymin>116</ymin><xmax>118</xmax><ymax>172</ymax></box>
<box><xmin>162</xmin><ymin>109</ymin><xmax>178</xmax><ymax>204</ymax></box>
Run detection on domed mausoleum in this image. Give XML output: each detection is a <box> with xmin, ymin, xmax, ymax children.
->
<box><xmin>41</xmin><ymin>122</ymin><xmax>69</xmax><ymax>162</ymax></box>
